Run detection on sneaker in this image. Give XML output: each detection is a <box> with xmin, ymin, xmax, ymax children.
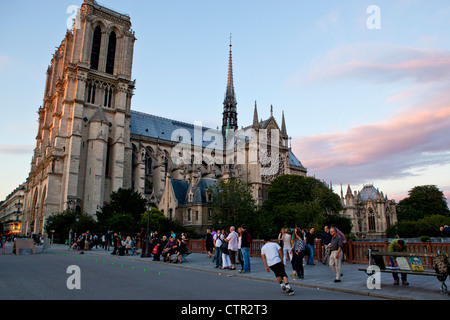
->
<box><xmin>281</xmin><ymin>285</ymin><xmax>286</xmax><ymax>292</ymax></box>
<box><xmin>286</xmin><ymin>288</ymin><xmax>295</xmax><ymax>296</ymax></box>
<box><xmin>334</xmin><ymin>279</ymin><xmax>341</xmax><ymax>283</ymax></box>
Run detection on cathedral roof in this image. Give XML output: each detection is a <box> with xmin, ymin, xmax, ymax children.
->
<box><xmin>171</xmin><ymin>179</ymin><xmax>189</xmax><ymax>205</ymax></box>
<box><xmin>130</xmin><ymin>110</ymin><xmax>220</xmax><ymax>148</ymax></box>
<box><xmin>130</xmin><ymin>110</ymin><xmax>306</xmax><ymax>171</ymax></box>
<box><xmin>359</xmin><ymin>184</ymin><xmax>379</xmax><ymax>201</ymax></box>
<box><xmin>186</xmin><ymin>178</ymin><xmax>217</xmax><ymax>205</ymax></box>
<box><xmin>288</xmin><ymin>149</ymin><xmax>306</xmax><ymax>170</ymax></box>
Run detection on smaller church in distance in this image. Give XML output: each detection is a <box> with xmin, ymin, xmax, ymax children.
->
<box><xmin>340</xmin><ymin>184</ymin><xmax>397</xmax><ymax>239</ymax></box>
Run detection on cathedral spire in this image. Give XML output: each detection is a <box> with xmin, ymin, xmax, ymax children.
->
<box><xmin>281</xmin><ymin>111</ymin><xmax>287</xmax><ymax>138</ymax></box>
<box><xmin>253</xmin><ymin>101</ymin><xmax>259</xmax><ymax>129</ymax></box>
<box><xmin>222</xmin><ymin>35</ymin><xmax>238</xmax><ymax>136</ymax></box>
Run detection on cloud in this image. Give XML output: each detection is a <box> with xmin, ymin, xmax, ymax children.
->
<box><xmin>291</xmin><ymin>43</ymin><xmax>450</xmax><ymax>187</ymax></box>
<box><xmin>289</xmin><ymin>43</ymin><xmax>450</xmax><ymax>88</ymax></box>
<box><xmin>0</xmin><ymin>144</ymin><xmax>34</xmax><ymax>155</ymax></box>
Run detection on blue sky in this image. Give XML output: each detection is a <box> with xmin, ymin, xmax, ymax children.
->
<box><xmin>1</xmin><ymin>0</ymin><xmax>450</xmax><ymax>203</ymax></box>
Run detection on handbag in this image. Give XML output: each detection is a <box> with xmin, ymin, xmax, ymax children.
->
<box><xmin>152</xmin><ymin>245</ymin><xmax>158</xmax><ymax>254</ymax></box>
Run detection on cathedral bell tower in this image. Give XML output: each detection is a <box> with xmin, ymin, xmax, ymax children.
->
<box><xmin>22</xmin><ymin>0</ymin><xmax>136</xmax><ymax>235</ymax></box>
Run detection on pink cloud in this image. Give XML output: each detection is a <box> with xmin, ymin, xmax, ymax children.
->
<box><xmin>291</xmin><ymin>43</ymin><xmax>450</xmax><ymax>87</ymax></box>
<box><xmin>293</xmin><ymin>105</ymin><xmax>450</xmax><ymax>172</ymax></box>
<box><xmin>290</xmin><ymin>43</ymin><xmax>450</xmax><ymax>189</ymax></box>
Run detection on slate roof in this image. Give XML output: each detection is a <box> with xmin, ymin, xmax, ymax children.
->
<box><xmin>359</xmin><ymin>185</ymin><xmax>381</xmax><ymax>201</ymax></box>
<box><xmin>185</xmin><ymin>178</ymin><xmax>217</xmax><ymax>205</ymax></box>
<box><xmin>130</xmin><ymin>110</ymin><xmax>222</xmax><ymax>148</ymax></box>
<box><xmin>130</xmin><ymin>110</ymin><xmax>306</xmax><ymax>172</ymax></box>
<box><xmin>171</xmin><ymin>179</ymin><xmax>189</xmax><ymax>205</ymax></box>
<box><xmin>288</xmin><ymin>149</ymin><xmax>307</xmax><ymax>170</ymax></box>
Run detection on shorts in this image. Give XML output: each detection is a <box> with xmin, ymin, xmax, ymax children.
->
<box><xmin>269</xmin><ymin>262</ymin><xmax>287</xmax><ymax>278</ymax></box>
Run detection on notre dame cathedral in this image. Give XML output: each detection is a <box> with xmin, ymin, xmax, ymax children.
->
<box><xmin>21</xmin><ymin>0</ymin><xmax>307</xmax><ymax>236</ymax></box>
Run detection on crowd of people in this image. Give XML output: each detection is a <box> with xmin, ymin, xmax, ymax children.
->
<box><xmin>206</xmin><ymin>224</ymin><xmax>252</xmax><ymax>274</ymax></box>
<box><xmin>69</xmin><ymin>229</ymin><xmax>190</xmax><ymax>263</ymax></box>
<box><xmin>203</xmin><ymin>224</ymin><xmax>346</xmax><ymax>282</ymax></box>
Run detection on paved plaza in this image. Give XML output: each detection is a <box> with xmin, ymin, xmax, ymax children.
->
<box><xmin>1</xmin><ymin>243</ymin><xmax>448</xmax><ymax>301</ymax></box>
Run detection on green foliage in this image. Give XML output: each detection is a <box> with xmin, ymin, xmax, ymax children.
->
<box><xmin>140</xmin><ymin>207</ymin><xmax>198</xmax><ymax>239</ymax></box>
<box><xmin>386</xmin><ymin>215</ymin><xmax>450</xmax><ymax>238</ymax></box>
<box><xmin>106</xmin><ymin>213</ymin><xmax>135</xmax><ymax>234</ymax></box>
<box><xmin>209</xmin><ymin>178</ymin><xmax>256</xmax><ymax>229</ymax></box>
<box><xmin>260</xmin><ymin>175</ymin><xmax>349</xmax><ymax>238</ymax></box>
<box><xmin>45</xmin><ymin>209</ymin><xmax>97</xmax><ymax>243</ymax></box>
<box><xmin>397</xmin><ymin>185</ymin><xmax>449</xmax><ymax>222</ymax></box>
<box><xmin>97</xmin><ymin>188</ymin><xmax>147</xmax><ymax>232</ymax></box>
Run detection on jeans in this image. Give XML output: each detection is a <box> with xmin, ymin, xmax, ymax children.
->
<box><xmin>294</xmin><ymin>251</ymin><xmax>305</xmax><ymax>278</ymax></box>
<box><xmin>389</xmin><ymin>257</ymin><xmax>407</xmax><ymax>282</ymax></box>
<box><xmin>306</xmin><ymin>244</ymin><xmax>314</xmax><ymax>264</ymax></box>
<box><xmin>241</xmin><ymin>247</ymin><xmax>251</xmax><ymax>272</ymax></box>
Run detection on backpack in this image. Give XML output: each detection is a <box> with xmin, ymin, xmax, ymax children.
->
<box><xmin>433</xmin><ymin>253</ymin><xmax>450</xmax><ymax>275</ymax></box>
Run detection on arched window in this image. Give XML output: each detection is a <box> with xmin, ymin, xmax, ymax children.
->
<box><xmin>90</xmin><ymin>26</ymin><xmax>102</xmax><ymax>70</ymax></box>
<box><xmin>145</xmin><ymin>148</ymin><xmax>153</xmax><ymax>175</ymax></box>
<box><xmin>385</xmin><ymin>209</ymin><xmax>391</xmax><ymax>229</ymax></box>
<box><xmin>105</xmin><ymin>140</ymin><xmax>112</xmax><ymax>177</ymax></box>
<box><xmin>368</xmin><ymin>208</ymin><xmax>376</xmax><ymax>232</ymax></box>
<box><xmin>105</xmin><ymin>31</ymin><xmax>116</xmax><ymax>74</ymax></box>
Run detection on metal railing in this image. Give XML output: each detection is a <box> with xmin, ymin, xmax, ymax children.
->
<box><xmin>187</xmin><ymin>239</ymin><xmax>450</xmax><ymax>268</ymax></box>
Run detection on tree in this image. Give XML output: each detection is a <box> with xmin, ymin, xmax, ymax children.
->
<box><xmin>209</xmin><ymin>178</ymin><xmax>256</xmax><ymax>230</ymax></box>
<box><xmin>397</xmin><ymin>185</ymin><xmax>449</xmax><ymax>222</ymax></box>
<box><xmin>140</xmin><ymin>207</ymin><xmax>198</xmax><ymax>239</ymax></box>
<box><xmin>386</xmin><ymin>215</ymin><xmax>450</xmax><ymax>238</ymax></box>
<box><xmin>97</xmin><ymin>188</ymin><xmax>147</xmax><ymax>232</ymax></box>
<box><xmin>262</xmin><ymin>175</ymin><xmax>348</xmax><ymax>238</ymax></box>
<box><xmin>45</xmin><ymin>209</ymin><xmax>97</xmax><ymax>243</ymax></box>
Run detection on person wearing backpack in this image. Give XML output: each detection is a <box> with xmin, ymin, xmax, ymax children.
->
<box><xmin>239</xmin><ymin>224</ymin><xmax>252</xmax><ymax>273</ymax></box>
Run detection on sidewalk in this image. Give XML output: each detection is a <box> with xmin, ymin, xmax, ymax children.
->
<box><xmin>17</xmin><ymin>244</ymin><xmax>450</xmax><ymax>300</ymax></box>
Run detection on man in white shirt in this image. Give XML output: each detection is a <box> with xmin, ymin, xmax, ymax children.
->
<box><xmin>261</xmin><ymin>237</ymin><xmax>295</xmax><ymax>296</ymax></box>
<box><xmin>225</xmin><ymin>226</ymin><xmax>239</xmax><ymax>270</ymax></box>
<box><xmin>213</xmin><ymin>230</ymin><xmax>222</xmax><ymax>268</ymax></box>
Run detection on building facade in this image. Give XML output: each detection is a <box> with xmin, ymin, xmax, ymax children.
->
<box><xmin>21</xmin><ymin>0</ymin><xmax>307</xmax><ymax>236</ymax></box>
<box><xmin>340</xmin><ymin>184</ymin><xmax>398</xmax><ymax>239</ymax></box>
<box><xmin>0</xmin><ymin>183</ymin><xmax>26</xmax><ymax>236</ymax></box>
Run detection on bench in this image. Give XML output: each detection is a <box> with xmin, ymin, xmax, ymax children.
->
<box><xmin>359</xmin><ymin>249</ymin><xmax>449</xmax><ymax>295</ymax></box>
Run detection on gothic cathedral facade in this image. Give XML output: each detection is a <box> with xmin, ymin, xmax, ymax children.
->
<box><xmin>22</xmin><ymin>0</ymin><xmax>307</xmax><ymax>236</ymax></box>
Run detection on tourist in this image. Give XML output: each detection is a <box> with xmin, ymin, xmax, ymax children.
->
<box><xmin>320</xmin><ymin>226</ymin><xmax>332</xmax><ymax>264</ymax></box>
<box><xmin>388</xmin><ymin>239</ymin><xmax>409</xmax><ymax>285</ymax></box>
<box><xmin>240</xmin><ymin>224</ymin><xmax>251</xmax><ymax>273</ymax></box>
<box><xmin>237</xmin><ymin>227</ymin><xmax>244</xmax><ymax>271</ymax></box>
<box><xmin>214</xmin><ymin>230</ymin><xmax>223</xmax><ymax>269</ymax></box>
<box><xmin>205</xmin><ymin>229</ymin><xmax>214</xmax><ymax>258</ymax></box>
<box><xmin>440</xmin><ymin>225</ymin><xmax>450</xmax><ymax>237</ymax></box>
<box><xmin>221</xmin><ymin>229</ymin><xmax>231</xmax><ymax>269</ymax></box>
<box><xmin>305</xmin><ymin>227</ymin><xmax>316</xmax><ymax>265</ymax></box>
<box><xmin>279</xmin><ymin>228</ymin><xmax>292</xmax><ymax>266</ymax></box>
<box><xmin>261</xmin><ymin>237</ymin><xmax>295</xmax><ymax>296</ymax></box>
<box><xmin>225</xmin><ymin>226</ymin><xmax>239</xmax><ymax>270</ymax></box>
<box><xmin>328</xmin><ymin>227</ymin><xmax>344</xmax><ymax>283</ymax></box>
<box><xmin>291</xmin><ymin>228</ymin><xmax>306</xmax><ymax>280</ymax></box>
